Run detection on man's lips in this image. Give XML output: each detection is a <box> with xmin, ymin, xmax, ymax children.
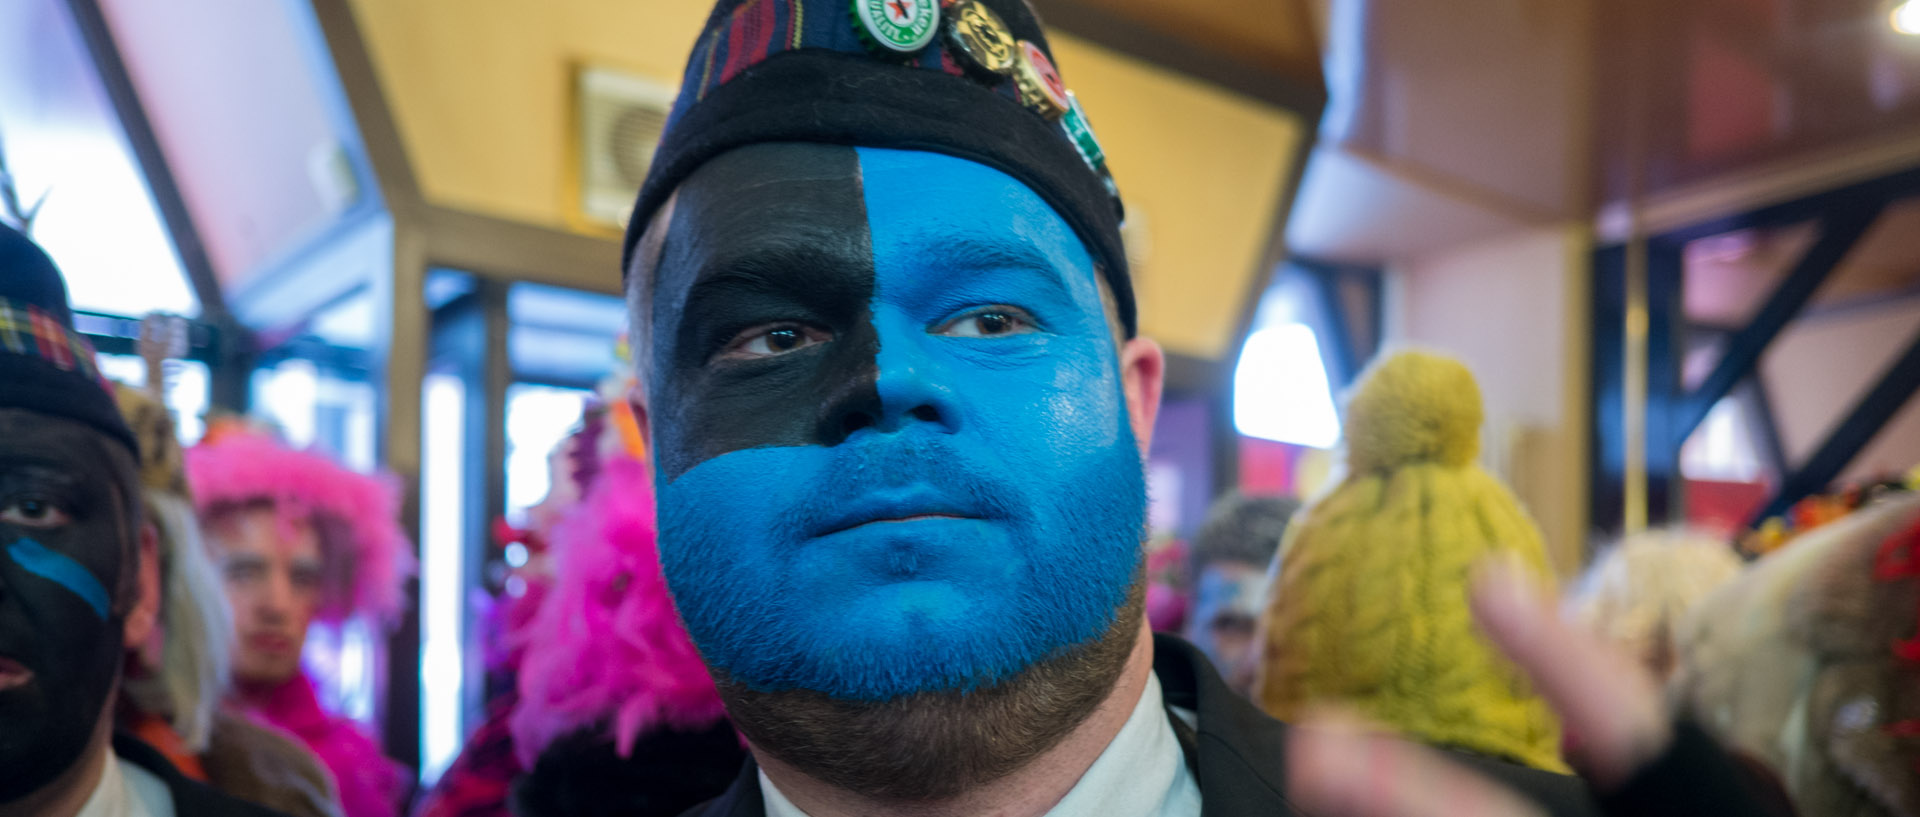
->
<box><xmin>0</xmin><ymin>657</ymin><xmax>32</xmax><ymax>692</ymax></box>
<box><xmin>814</xmin><ymin>491</ymin><xmax>982</xmax><ymax>537</ymax></box>
<box><xmin>823</xmin><ymin>513</ymin><xmax>976</xmax><ymax>536</ymax></box>
<box><xmin>852</xmin><ymin>513</ymin><xmax>968</xmax><ymax>528</ymax></box>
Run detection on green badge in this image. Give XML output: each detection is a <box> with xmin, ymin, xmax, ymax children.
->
<box><xmin>1060</xmin><ymin>91</ymin><xmax>1106</xmax><ymax>170</ymax></box>
<box><xmin>852</xmin><ymin>0</ymin><xmax>940</xmax><ymax>55</ymax></box>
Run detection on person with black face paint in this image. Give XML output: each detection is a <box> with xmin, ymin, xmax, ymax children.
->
<box><xmin>617</xmin><ymin>2</ymin><xmax>1780</xmax><ymax>816</ymax></box>
<box><xmin>0</xmin><ymin>223</ymin><xmax>288</xmax><ymax>817</ymax></box>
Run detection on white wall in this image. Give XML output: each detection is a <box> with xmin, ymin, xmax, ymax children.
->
<box><xmin>1386</xmin><ymin>225</ymin><xmax>1592</xmax><ymax>574</ymax></box>
<box><xmin>1760</xmin><ymin>300</ymin><xmax>1920</xmax><ymax>485</ymax></box>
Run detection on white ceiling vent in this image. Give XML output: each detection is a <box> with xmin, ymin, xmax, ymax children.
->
<box><xmin>576</xmin><ymin>66</ymin><xmax>677</xmax><ymax>229</ymax></box>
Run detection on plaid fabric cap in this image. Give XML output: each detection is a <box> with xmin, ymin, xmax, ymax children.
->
<box><xmin>626</xmin><ymin>0</ymin><xmax>1137</xmax><ymax>334</ymax></box>
<box><xmin>679</xmin><ymin>0</ymin><xmax>1026</xmax><ymax>111</ymax></box>
<box><xmin>0</xmin><ymin>297</ymin><xmax>111</xmax><ymax>392</ymax></box>
<box><xmin>0</xmin><ymin>295</ymin><xmax>135</xmax><ymax>456</ymax></box>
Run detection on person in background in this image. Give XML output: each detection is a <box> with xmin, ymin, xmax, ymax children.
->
<box><xmin>110</xmin><ymin>382</ymin><xmax>232</xmax><ymax>774</ymax></box>
<box><xmin>1564</xmin><ymin>530</ymin><xmax>1743</xmax><ymax>682</ymax></box>
<box><xmin>1185</xmin><ymin>492</ymin><xmax>1299</xmax><ymax>696</ymax></box>
<box><xmin>507</xmin><ymin>453</ymin><xmax>745</xmax><ymax>817</ymax></box>
<box><xmin>185</xmin><ymin>427</ymin><xmax>415</xmax><ymax>817</ymax></box>
<box><xmin>1564</xmin><ymin>529</ymin><xmax>1797</xmax><ymax>816</ymax></box>
<box><xmin>1673</xmin><ymin>491</ymin><xmax>1920</xmax><ymax>817</ymax></box>
<box><xmin>412</xmin><ymin>410</ymin><xmax>600</xmax><ymax>817</ymax></box>
<box><xmin>0</xmin><ymin>223</ymin><xmax>287</xmax><ymax>817</ymax></box>
<box><xmin>1141</xmin><ymin>535</ymin><xmax>1190</xmax><ymax>634</ymax></box>
<box><xmin>112</xmin><ymin>384</ymin><xmax>345</xmax><ymax>817</ymax></box>
<box><xmin>416</xmin><ymin>400</ymin><xmax>740</xmax><ymax>817</ymax></box>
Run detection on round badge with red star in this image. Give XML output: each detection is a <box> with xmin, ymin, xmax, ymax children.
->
<box><xmin>1013</xmin><ymin>40</ymin><xmax>1070</xmax><ymax>119</ymax></box>
<box><xmin>852</xmin><ymin>0</ymin><xmax>940</xmax><ymax>54</ymax></box>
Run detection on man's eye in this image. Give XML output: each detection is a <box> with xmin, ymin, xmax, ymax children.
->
<box><xmin>935</xmin><ymin>307</ymin><xmax>1038</xmax><ymax>338</ymax></box>
<box><xmin>0</xmin><ymin>496</ymin><xmax>72</xmax><ymax>529</ymax></box>
<box><xmin>290</xmin><ymin>566</ymin><xmax>324</xmax><ymax>591</ymax></box>
<box><xmin>716</xmin><ymin>323</ymin><xmax>831</xmax><ymax>361</ymax></box>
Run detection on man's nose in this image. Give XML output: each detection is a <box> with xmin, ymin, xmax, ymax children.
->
<box><xmin>255</xmin><ymin>569</ymin><xmax>294</xmax><ymax>622</ymax></box>
<box><xmin>817</xmin><ymin>320</ymin><xmax>961</xmax><ymax>445</ymax></box>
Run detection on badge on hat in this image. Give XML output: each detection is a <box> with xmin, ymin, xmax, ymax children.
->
<box><xmin>1060</xmin><ymin>91</ymin><xmax>1105</xmax><ymax>170</ymax></box>
<box><xmin>1011</xmin><ymin>40</ymin><xmax>1070</xmax><ymax>120</ymax></box>
<box><xmin>852</xmin><ymin>0</ymin><xmax>940</xmax><ymax>55</ymax></box>
<box><xmin>1060</xmin><ymin>90</ymin><xmax>1122</xmax><ymax>213</ymax></box>
<box><xmin>942</xmin><ymin>0</ymin><xmax>1017</xmax><ymax>77</ymax></box>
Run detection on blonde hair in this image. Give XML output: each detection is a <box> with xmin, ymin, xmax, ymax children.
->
<box><xmin>123</xmin><ymin>490</ymin><xmax>233</xmax><ymax>752</ymax></box>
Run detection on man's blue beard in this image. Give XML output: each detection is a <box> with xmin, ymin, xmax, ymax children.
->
<box><xmin>657</xmin><ymin>423</ymin><xmax>1146</xmax><ymax>701</ymax></box>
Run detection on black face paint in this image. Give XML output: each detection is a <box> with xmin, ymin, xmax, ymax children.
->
<box><xmin>647</xmin><ymin>143</ymin><xmax>880</xmax><ymax>480</ymax></box>
<box><xmin>0</xmin><ymin>409</ymin><xmax>137</xmax><ymax>802</ymax></box>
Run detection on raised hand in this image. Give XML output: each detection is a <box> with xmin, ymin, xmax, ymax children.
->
<box><xmin>1287</xmin><ymin>559</ymin><xmax>1673</xmax><ymax>816</ymax></box>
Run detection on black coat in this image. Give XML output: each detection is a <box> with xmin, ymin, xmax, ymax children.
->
<box><xmin>679</xmin><ymin>635</ymin><xmax>1772</xmax><ymax>817</ymax></box>
<box><xmin>114</xmin><ymin>732</ymin><xmax>297</xmax><ymax>817</ymax></box>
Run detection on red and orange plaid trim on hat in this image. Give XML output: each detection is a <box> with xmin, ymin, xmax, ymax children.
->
<box><xmin>0</xmin><ymin>297</ymin><xmax>113</xmax><ymax>393</ymax></box>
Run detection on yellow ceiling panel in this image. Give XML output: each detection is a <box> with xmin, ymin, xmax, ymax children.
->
<box><xmin>349</xmin><ymin>1</ymin><xmax>1306</xmax><ymax>359</ymax></box>
<box><xmin>348</xmin><ymin>0</ymin><xmax>710</xmax><ymax>229</ymax></box>
<box><xmin>1051</xmin><ymin>34</ymin><xmax>1304</xmax><ymax>360</ymax></box>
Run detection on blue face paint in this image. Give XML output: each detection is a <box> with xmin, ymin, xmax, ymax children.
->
<box><xmin>6</xmin><ymin>538</ymin><xmax>110</xmax><ymax>621</ymax></box>
<box><xmin>656</xmin><ymin>147</ymin><xmax>1146</xmax><ymax>701</ymax></box>
<box><xmin>1184</xmin><ymin>561</ymin><xmax>1266</xmax><ymax>676</ymax></box>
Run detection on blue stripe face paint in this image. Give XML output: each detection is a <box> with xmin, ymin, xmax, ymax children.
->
<box><xmin>649</xmin><ymin>144</ymin><xmax>1146</xmax><ymax>701</ymax></box>
<box><xmin>6</xmin><ymin>538</ymin><xmax>110</xmax><ymax>621</ymax></box>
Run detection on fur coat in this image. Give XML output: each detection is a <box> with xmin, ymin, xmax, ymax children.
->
<box><xmin>1672</xmin><ymin>492</ymin><xmax>1920</xmax><ymax>817</ymax></box>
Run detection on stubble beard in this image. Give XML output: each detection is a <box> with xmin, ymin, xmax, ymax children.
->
<box><xmin>716</xmin><ymin>581</ymin><xmax>1145</xmax><ymax>803</ymax></box>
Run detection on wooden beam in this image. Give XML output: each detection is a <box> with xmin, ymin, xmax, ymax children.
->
<box><xmin>1672</xmin><ymin>203</ymin><xmax>1881</xmax><ymax>444</ymax></box>
<box><xmin>421</xmin><ymin>208</ymin><xmax>623</xmax><ymax>295</ymax></box>
<box><xmin>1757</xmin><ymin>324</ymin><xmax>1920</xmax><ymax>523</ymax></box>
<box><xmin>308</xmin><ymin>0</ymin><xmax>423</xmax><ymax>209</ymax></box>
<box><xmin>1029</xmin><ymin>0</ymin><xmax>1326</xmax><ymax>117</ymax></box>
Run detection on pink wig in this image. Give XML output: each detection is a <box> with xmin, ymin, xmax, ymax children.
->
<box><xmin>510</xmin><ymin>455</ymin><xmax>727</xmax><ymax>767</ymax></box>
<box><xmin>184</xmin><ymin>428</ymin><xmax>415</xmax><ymax>623</ymax></box>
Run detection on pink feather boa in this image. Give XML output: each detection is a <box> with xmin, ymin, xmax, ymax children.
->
<box><xmin>184</xmin><ymin>430</ymin><xmax>415</xmax><ymax>623</ymax></box>
<box><xmin>509</xmin><ymin>455</ymin><xmax>727</xmax><ymax>767</ymax></box>
<box><xmin>241</xmin><ymin>673</ymin><xmax>408</xmax><ymax>817</ymax></box>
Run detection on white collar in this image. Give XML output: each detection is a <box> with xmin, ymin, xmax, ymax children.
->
<box><xmin>759</xmin><ymin>671</ymin><xmax>1201</xmax><ymax>817</ymax></box>
<box><xmin>74</xmin><ymin>753</ymin><xmax>173</xmax><ymax>817</ymax></box>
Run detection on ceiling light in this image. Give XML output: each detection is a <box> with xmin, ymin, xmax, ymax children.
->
<box><xmin>1893</xmin><ymin>0</ymin><xmax>1920</xmax><ymax>35</ymax></box>
<box><xmin>1234</xmin><ymin>323</ymin><xmax>1342</xmax><ymax>450</ymax></box>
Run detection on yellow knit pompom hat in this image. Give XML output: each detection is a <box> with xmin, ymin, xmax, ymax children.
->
<box><xmin>1254</xmin><ymin>350</ymin><xmax>1568</xmax><ymax>773</ymax></box>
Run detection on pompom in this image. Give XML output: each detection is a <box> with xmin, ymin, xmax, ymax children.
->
<box><xmin>1343</xmin><ymin>350</ymin><xmax>1482</xmax><ymax>472</ymax></box>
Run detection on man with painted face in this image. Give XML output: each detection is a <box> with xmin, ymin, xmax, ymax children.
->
<box><xmin>0</xmin><ymin>224</ymin><xmax>287</xmax><ymax>817</ymax></box>
<box><xmin>622</xmin><ymin>3</ymin><xmax>1777</xmax><ymax>816</ymax></box>
<box><xmin>1186</xmin><ymin>493</ymin><xmax>1299</xmax><ymax>697</ymax></box>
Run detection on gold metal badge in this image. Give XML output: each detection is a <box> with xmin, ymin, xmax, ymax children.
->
<box><xmin>943</xmin><ymin>0</ymin><xmax>1017</xmax><ymax>77</ymax></box>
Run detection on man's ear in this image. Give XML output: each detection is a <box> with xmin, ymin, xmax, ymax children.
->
<box><xmin>1120</xmin><ymin>336</ymin><xmax>1165</xmax><ymax>458</ymax></box>
<box><xmin>123</xmin><ymin>523</ymin><xmax>162</xmax><ymax>647</ymax></box>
